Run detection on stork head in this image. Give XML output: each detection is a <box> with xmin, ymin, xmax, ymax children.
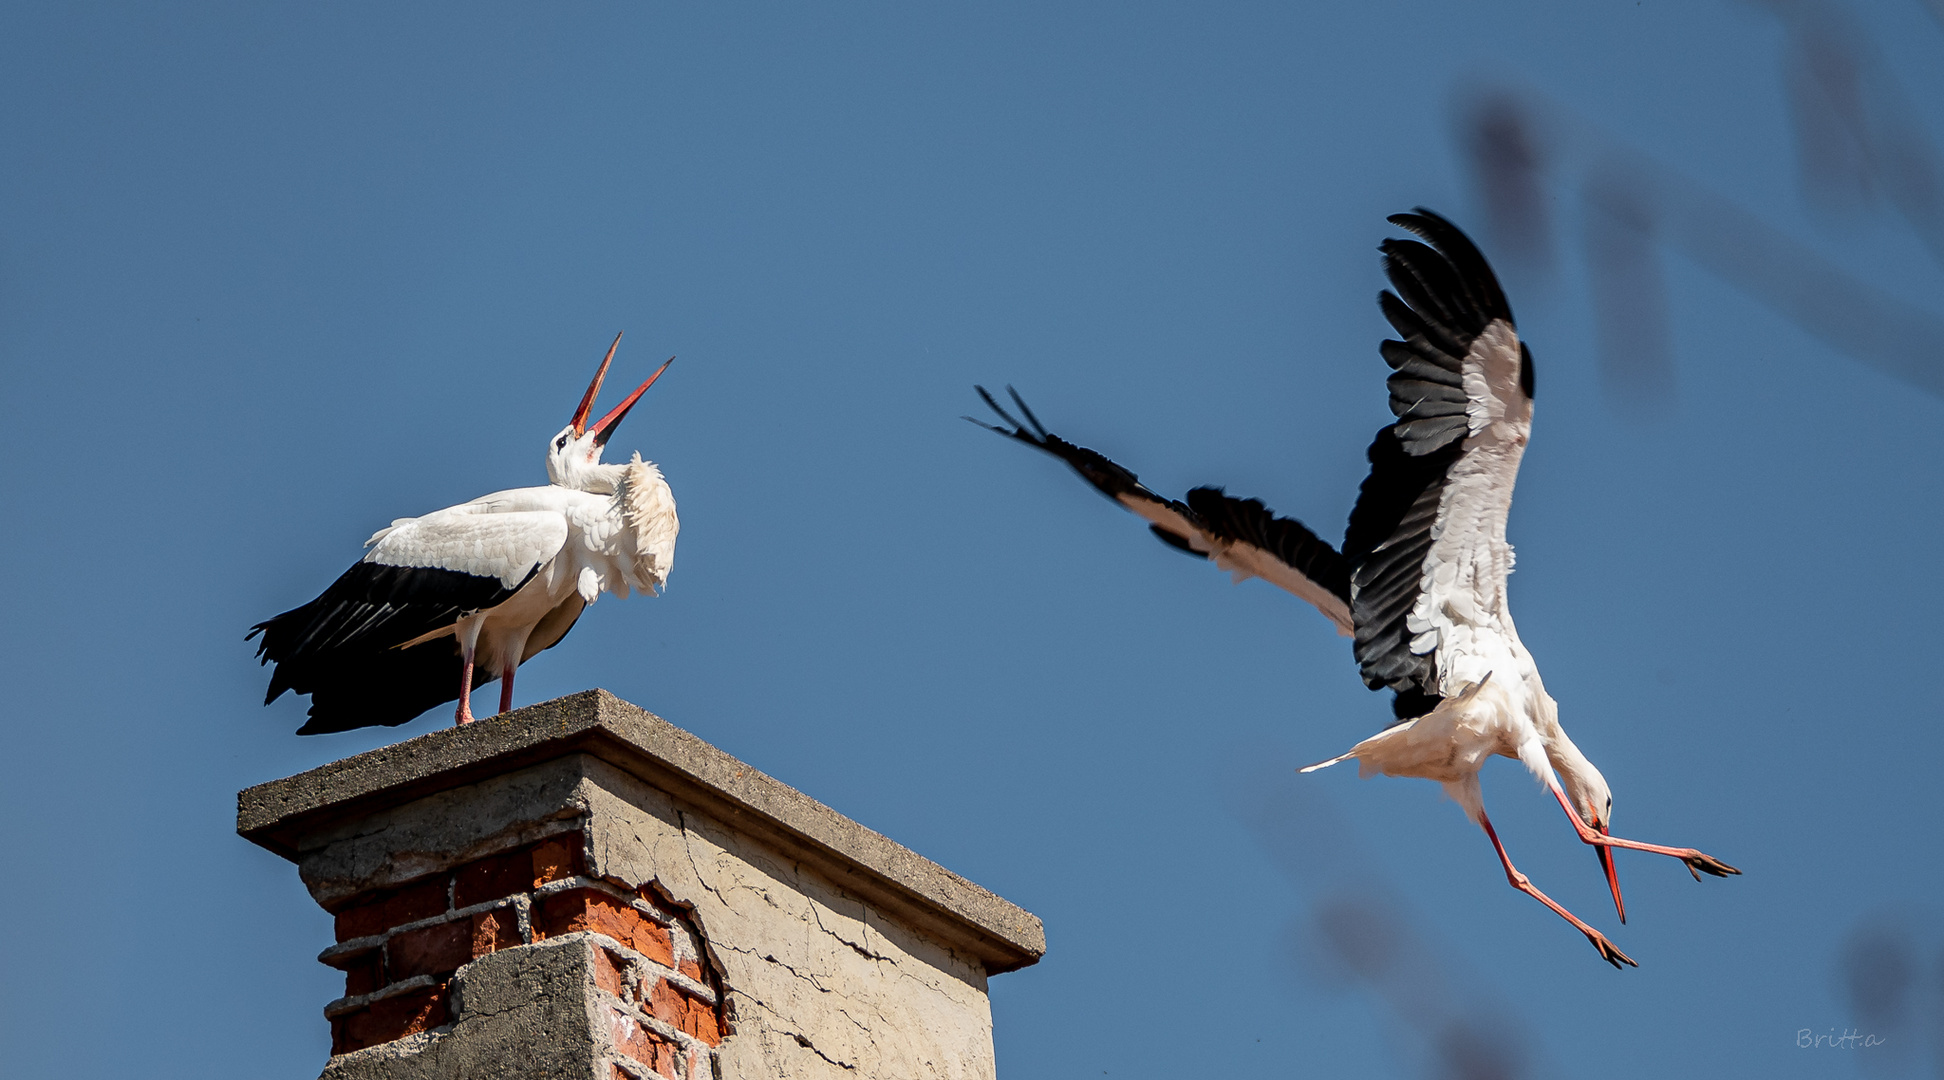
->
<box><xmin>545</xmin><ymin>332</ymin><xmax>674</xmax><ymax>492</ymax></box>
<box><xmin>1554</xmin><ymin>746</ymin><xmax>1624</xmax><ymax>924</ymax></box>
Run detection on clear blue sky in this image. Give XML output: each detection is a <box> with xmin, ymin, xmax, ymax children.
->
<box><xmin>4</xmin><ymin>4</ymin><xmax>1942</xmax><ymax>1078</ymax></box>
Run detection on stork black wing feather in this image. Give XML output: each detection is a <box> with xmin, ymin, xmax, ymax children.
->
<box><xmin>971</xmin><ymin>387</ymin><xmax>1354</xmax><ymax>628</ymax></box>
<box><xmin>251</xmin><ymin>560</ymin><xmax>536</xmax><ymax>732</ymax></box>
<box><xmin>1149</xmin><ymin>524</ymin><xmax>1208</xmax><ymax>558</ymax></box>
<box><xmin>1388</xmin><ymin>210</ymin><xmax>1514</xmax><ymax>326</ymax></box>
<box><xmin>1343</xmin><ymin>209</ymin><xmax>1523</xmax><ymax>709</ymax></box>
<box><xmin>969</xmin><ymin>386</ymin><xmax>1205</xmax><ymax>551</ymax></box>
<box><xmin>1184</xmin><ymin>487</ymin><xmax>1351</xmax><ymax>603</ymax></box>
<box><xmin>289</xmin><ymin>644</ymin><xmax>483</xmax><ymax>734</ymax></box>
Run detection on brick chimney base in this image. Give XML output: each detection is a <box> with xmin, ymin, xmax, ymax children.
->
<box><xmin>240</xmin><ymin>691</ymin><xmax>1044</xmax><ymax>1080</ymax></box>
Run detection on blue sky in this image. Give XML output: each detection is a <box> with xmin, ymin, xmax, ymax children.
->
<box><xmin>4</xmin><ymin>3</ymin><xmax>1943</xmax><ymax>1077</ymax></box>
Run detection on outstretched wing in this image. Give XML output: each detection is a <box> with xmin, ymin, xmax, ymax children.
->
<box><xmin>970</xmin><ymin>386</ymin><xmax>1353</xmax><ymax>634</ymax></box>
<box><xmin>250</xmin><ymin>508</ymin><xmax>568</xmax><ymax>733</ymax></box>
<box><xmin>1344</xmin><ymin>209</ymin><xmax>1534</xmax><ymax>712</ymax></box>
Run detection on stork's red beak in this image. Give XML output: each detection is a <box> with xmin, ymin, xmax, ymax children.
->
<box><xmin>570</xmin><ymin>332</ymin><xmax>625</xmax><ymax>435</ymax></box>
<box><xmin>1596</xmin><ymin>826</ymin><xmax>1626</xmax><ymax>924</ymax></box>
<box><xmin>589</xmin><ymin>357</ymin><xmax>674</xmax><ymax>448</ymax></box>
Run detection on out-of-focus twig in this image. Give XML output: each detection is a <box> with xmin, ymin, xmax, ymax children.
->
<box><xmin>1459</xmin><ymin>91</ymin><xmax>1554</xmax><ymax>272</ymax></box>
<box><xmin>1236</xmin><ymin>769</ymin><xmax>1538</xmax><ymax>1080</ymax></box>
<box><xmin>1457</xmin><ymin>79</ymin><xmax>1944</xmax><ymax>403</ymax></box>
<box><xmin>1761</xmin><ymin>0</ymin><xmax>1944</xmax><ymax>269</ymax></box>
<box><xmin>1582</xmin><ymin>162</ymin><xmax>1676</xmax><ymax>408</ymax></box>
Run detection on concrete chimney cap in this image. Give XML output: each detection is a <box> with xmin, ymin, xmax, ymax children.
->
<box><xmin>239</xmin><ymin>688</ymin><xmax>1045</xmax><ymax>974</ymax></box>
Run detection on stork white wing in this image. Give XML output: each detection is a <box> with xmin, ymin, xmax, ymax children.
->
<box><xmin>1344</xmin><ymin>210</ymin><xmax>1535</xmax><ymax>712</ymax></box>
<box><xmin>364</xmin><ymin>509</ymin><xmax>569</xmax><ymax>589</ymax></box>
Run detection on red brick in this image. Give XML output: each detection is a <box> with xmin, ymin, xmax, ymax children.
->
<box><xmin>454</xmin><ymin>849</ymin><xmax>532</xmax><ymax>908</ymax></box>
<box><xmin>469</xmin><ymin>907</ymin><xmax>522</xmax><ymax>957</ymax></box>
<box><xmin>536</xmin><ymin>888</ymin><xmax>673</xmax><ymax>965</ymax></box>
<box><xmin>645</xmin><ymin>978</ymin><xmax>681</xmax><ymax>1023</ymax></box>
<box><xmin>388</xmin><ymin>920</ymin><xmax>472</xmax><ymax>981</ymax></box>
<box><xmin>334</xmin><ymin>879</ymin><xmax>448</xmax><ymax>942</ymax></box>
<box><xmin>331</xmin><ymin>986</ymin><xmax>449</xmax><ymax>1054</ymax></box>
<box><xmin>614</xmin><ymin>1017</ymin><xmax>677</xmax><ymax>1077</ymax></box>
<box><xmin>646</xmin><ymin>979</ymin><xmax>721</xmax><ymax>1046</ymax></box>
<box><xmin>635</xmin><ymin>885</ymin><xmax>674</xmax><ymax>918</ymax></box>
<box><xmin>677</xmin><ymin>959</ymin><xmax>704</xmax><ymax>983</ymax></box>
<box><xmin>530</xmin><ymin>835</ymin><xmax>585</xmax><ymax>887</ymax></box>
<box><xmin>342</xmin><ymin>953</ymin><xmax>383</xmax><ymax>998</ymax></box>
<box><xmin>592</xmin><ymin>946</ymin><xmax>626</xmax><ymax>997</ymax></box>
<box><xmin>686</xmin><ymin>998</ymin><xmax>722</xmax><ymax>1046</ymax></box>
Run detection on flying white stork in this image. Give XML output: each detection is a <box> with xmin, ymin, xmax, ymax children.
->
<box><xmin>251</xmin><ymin>333</ymin><xmax>679</xmax><ymax>735</ymax></box>
<box><xmin>972</xmin><ymin>210</ymin><xmax>1738</xmax><ymax>968</ymax></box>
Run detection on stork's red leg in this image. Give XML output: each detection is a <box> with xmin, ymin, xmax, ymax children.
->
<box><xmin>455</xmin><ymin>648</ymin><xmax>477</xmax><ymax>725</ymax></box>
<box><xmin>1478</xmin><ymin>810</ymin><xmax>1636</xmax><ymax>969</ymax></box>
<box><xmin>1548</xmin><ymin>786</ymin><xmax>1741</xmax><ymax>880</ymax></box>
<box><xmin>499</xmin><ymin>663</ymin><xmax>516</xmax><ymax>715</ymax></box>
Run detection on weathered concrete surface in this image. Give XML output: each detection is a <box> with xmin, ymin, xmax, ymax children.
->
<box><xmin>240</xmin><ymin>690</ymin><xmax>1043</xmax><ymax>1080</ymax></box>
<box><xmin>241</xmin><ymin>689</ymin><xmax>1043</xmax><ymax>974</ymax></box>
<box><xmin>577</xmin><ymin>756</ymin><xmax>998</xmax><ymax>1079</ymax></box>
<box><xmin>323</xmin><ymin>939</ymin><xmax>605</xmax><ymax>1080</ymax></box>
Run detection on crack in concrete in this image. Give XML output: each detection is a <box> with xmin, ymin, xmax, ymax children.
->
<box><xmin>740</xmin><ymin>993</ymin><xmax>862</xmax><ymax>1072</ymax></box>
<box><xmin>715</xmin><ymin>941</ymin><xmax>839</xmax><ymax>996</ymax></box>
<box><xmin>808</xmin><ymin>900</ymin><xmax>892</xmax><ymax>965</ymax></box>
<box><xmin>676</xmin><ymin>811</ymin><xmax>771</xmax><ymax>910</ymax></box>
<box><xmin>790</xmin><ymin>1030</ymin><xmax>860</xmax><ymax>1072</ymax></box>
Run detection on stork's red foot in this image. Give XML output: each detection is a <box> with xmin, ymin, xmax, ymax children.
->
<box><xmin>1581</xmin><ymin>926</ymin><xmax>1638</xmax><ymax>970</ymax></box>
<box><xmin>1680</xmin><ymin>852</ymin><xmax>1741</xmax><ymax>880</ymax></box>
<box><xmin>1549</xmin><ymin>786</ymin><xmax>1740</xmax><ymax>881</ymax></box>
<box><xmin>1480</xmin><ymin>812</ymin><xmax>1636</xmax><ymax>971</ymax></box>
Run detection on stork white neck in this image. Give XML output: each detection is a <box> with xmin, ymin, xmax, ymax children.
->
<box><xmin>545</xmin><ymin>426</ymin><xmax>630</xmax><ymax>494</ymax></box>
<box><xmin>1545</xmin><ymin>724</ymin><xmax>1613</xmax><ymax>831</ymax></box>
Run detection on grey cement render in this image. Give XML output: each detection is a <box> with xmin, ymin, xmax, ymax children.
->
<box><xmin>323</xmin><ymin>939</ymin><xmax>607</xmax><ymax>1080</ymax></box>
<box><xmin>240</xmin><ymin>689</ymin><xmax>1042</xmax><ymax>973</ymax></box>
<box><xmin>240</xmin><ymin>691</ymin><xmax>1044</xmax><ymax>1080</ymax></box>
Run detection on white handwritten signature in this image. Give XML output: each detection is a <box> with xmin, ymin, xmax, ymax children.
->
<box><xmin>1798</xmin><ymin>1028</ymin><xmax>1886</xmax><ymax>1049</ymax></box>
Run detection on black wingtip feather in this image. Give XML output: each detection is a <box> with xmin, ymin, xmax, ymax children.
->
<box><xmin>973</xmin><ymin>385</ymin><xmax>1023</xmax><ymax>431</ymax></box>
<box><xmin>1148</xmin><ymin>525</ymin><xmax>1208</xmax><ymax>559</ymax></box>
<box><xmin>1006</xmin><ymin>385</ymin><xmax>1050</xmax><ymax>439</ymax></box>
<box><xmin>1386</xmin><ymin>209</ymin><xmax>1514</xmax><ymax>328</ymax></box>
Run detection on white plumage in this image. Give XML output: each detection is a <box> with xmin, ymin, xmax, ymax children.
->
<box><xmin>252</xmin><ymin>334</ymin><xmax>678</xmax><ymax>734</ymax></box>
<box><xmin>977</xmin><ymin>211</ymin><xmax>1739</xmax><ymax>968</ymax></box>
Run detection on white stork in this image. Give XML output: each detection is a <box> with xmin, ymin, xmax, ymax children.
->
<box><xmin>251</xmin><ymin>333</ymin><xmax>679</xmax><ymax>735</ymax></box>
<box><xmin>972</xmin><ymin>210</ymin><xmax>1738</xmax><ymax>968</ymax></box>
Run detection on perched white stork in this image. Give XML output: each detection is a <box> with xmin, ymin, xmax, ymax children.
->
<box><xmin>251</xmin><ymin>333</ymin><xmax>679</xmax><ymax>735</ymax></box>
<box><xmin>972</xmin><ymin>210</ymin><xmax>1738</xmax><ymax>968</ymax></box>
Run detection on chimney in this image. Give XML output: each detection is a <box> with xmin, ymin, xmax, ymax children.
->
<box><xmin>238</xmin><ymin>689</ymin><xmax>1045</xmax><ymax>1080</ymax></box>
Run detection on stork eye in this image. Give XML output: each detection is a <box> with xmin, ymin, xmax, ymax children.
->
<box><xmin>555</xmin><ymin>435</ymin><xmax>568</xmax><ymax>450</ymax></box>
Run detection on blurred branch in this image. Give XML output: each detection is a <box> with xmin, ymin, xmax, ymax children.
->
<box><xmin>1458</xmin><ymin>91</ymin><xmax>1553</xmax><ymax>272</ymax></box>
<box><xmin>1236</xmin><ymin>770</ymin><xmax>1538</xmax><ymax>1080</ymax></box>
<box><xmin>1760</xmin><ymin>0</ymin><xmax>1944</xmax><ymax>269</ymax></box>
<box><xmin>1657</xmin><ymin>169</ymin><xmax>1944</xmax><ymax>398</ymax></box>
<box><xmin>1455</xmin><ymin>76</ymin><xmax>1944</xmax><ymax>403</ymax></box>
<box><xmin>1581</xmin><ymin>161</ymin><xmax>1675</xmax><ymax>407</ymax></box>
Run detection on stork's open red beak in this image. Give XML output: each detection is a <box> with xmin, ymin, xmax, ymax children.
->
<box><xmin>589</xmin><ymin>357</ymin><xmax>674</xmax><ymax>448</ymax></box>
<box><xmin>1597</xmin><ymin>826</ymin><xmax>1626</xmax><ymax>924</ymax></box>
<box><xmin>570</xmin><ymin>332</ymin><xmax>626</xmax><ymax>435</ymax></box>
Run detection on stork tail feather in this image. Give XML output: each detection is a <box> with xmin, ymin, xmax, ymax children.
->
<box><xmin>1298</xmin><ymin>750</ymin><xmax>1358</xmax><ymax>774</ymax></box>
